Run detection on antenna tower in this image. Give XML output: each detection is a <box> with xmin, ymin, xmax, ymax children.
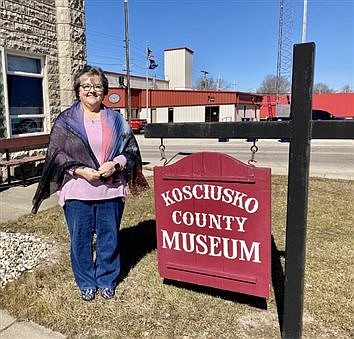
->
<box><xmin>276</xmin><ymin>0</ymin><xmax>294</xmax><ymax>103</ymax></box>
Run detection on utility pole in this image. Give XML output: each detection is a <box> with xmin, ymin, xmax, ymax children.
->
<box><xmin>124</xmin><ymin>0</ymin><xmax>131</xmax><ymax>122</ymax></box>
<box><xmin>302</xmin><ymin>0</ymin><xmax>308</xmax><ymax>43</ymax></box>
<box><xmin>201</xmin><ymin>70</ymin><xmax>209</xmax><ymax>90</ymax></box>
<box><xmin>146</xmin><ymin>43</ymin><xmax>149</xmax><ymax>123</ymax></box>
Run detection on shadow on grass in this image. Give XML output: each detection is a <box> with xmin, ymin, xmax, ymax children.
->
<box><xmin>164</xmin><ymin>279</ymin><xmax>268</xmax><ymax>309</ymax></box>
<box><xmin>162</xmin><ymin>235</ymin><xmax>286</xmax><ymax>329</ymax></box>
<box><xmin>271</xmin><ymin>234</ymin><xmax>285</xmax><ymax>333</ymax></box>
<box><xmin>118</xmin><ymin>220</ymin><xmax>286</xmax><ymax>328</ymax></box>
<box><xmin>119</xmin><ymin>219</ymin><xmax>157</xmax><ymax>279</ymax></box>
<box><xmin>119</xmin><ymin>219</ymin><xmax>267</xmax><ymax>309</ymax></box>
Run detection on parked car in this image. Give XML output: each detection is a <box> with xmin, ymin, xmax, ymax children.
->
<box><xmin>311</xmin><ymin>109</ymin><xmax>345</xmax><ymax>120</ymax></box>
<box><xmin>266</xmin><ymin>109</ymin><xmax>345</xmax><ymax>142</ymax></box>
<box><xmin>129</xmin><ymin>118</ymin><xmax>148</xmax><ymax>134</ymax></box>
<box><xmin>267</xmin><ymin>109</ymin><xmax>344</xmax><ymax>121</ymax></box>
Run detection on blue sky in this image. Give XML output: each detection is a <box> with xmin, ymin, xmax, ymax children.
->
<box><xmin>85</xmin><ymin>0</ymin><xmax>354</xmax><ymax>92</ymax></box>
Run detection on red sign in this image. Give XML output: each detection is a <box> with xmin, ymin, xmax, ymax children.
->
<box><xmin>154</xmin><ymin>152</ymin><xmax>271</xmax><ymax>298</ymax></box>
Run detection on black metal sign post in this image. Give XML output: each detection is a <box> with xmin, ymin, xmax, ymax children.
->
<box><xmin>144</xmin><ymin>42</ymin><xmax>354</xmax><ymax>338</ymax></box>
<box><xmin>282</xmin><ymin>43</ymin><xmax>314</xmax><ymax>339</ymax></box>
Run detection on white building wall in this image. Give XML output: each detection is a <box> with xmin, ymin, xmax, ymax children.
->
<box><xmin>149</xmin><ymin>105</ymin><xmax>238</xmax><ymax>123</ymax></box>
<box><xmin>155</xmin><ymin>107</ymin><xmax>169</xmax><ymax>122</ymax></box>
<box><xmin>174</xmin><ymin>106</ymin><xmax>204</xmax><ymax>122</ymax></box>
<box><xmin>184</xmin><ymin>51</ymin><xmax>193</xmax><ymax>89</ymax></box>
<box><xmin>125</xmin><ymin>104</ymin><xmax>259</xmax><ymax>123</ymax></box>
<box><xmin>139</xmin><ymin>107</ymin><xmax>150</xmax><ymax>121</ymax></box>
<box><xmin>164</xmin><ymin>48</ymin><xmax>193</xmax><ymax>90</ymax></box>
<box><xmin>105</xmin><ymin>73</ymin><xmax>169</xmax><ymax>89</ymax></box>
<box><xmin>219</xmin><ymin>105</ymin><xmax>236</xmax><ymax>121</ymax></box>
<box><xmin>150</xmin><ymin>106</ymin><xmax>203</xmax><ymax>123</ymax></box>
<box><xmin>235</xmin><ymin>104</ymin><xmax>260</xmax><ymax>121</ymax></box>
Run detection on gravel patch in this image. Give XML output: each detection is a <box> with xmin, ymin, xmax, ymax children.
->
<box><xmin>0</xmin><ymin>231</ymin><xmax>54</xmax><ymax>288</ymax></box>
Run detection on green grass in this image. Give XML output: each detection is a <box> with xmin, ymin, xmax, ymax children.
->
<box><xmin>0</xmin><ymin>176</ymin><xmax>353</xmax><ymax>338</ymax></box>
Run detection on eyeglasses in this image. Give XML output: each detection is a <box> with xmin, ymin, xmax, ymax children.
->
<box><xmin>80</xmin><ymin>84</ymin><xmax>104</xmax><ymax>92</ymax></box>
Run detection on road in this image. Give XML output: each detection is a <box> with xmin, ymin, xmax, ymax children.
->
<box><xmin>135</xmin><ymin>135</ymin><xmax>354</xmax><ymax>180</ymax></box>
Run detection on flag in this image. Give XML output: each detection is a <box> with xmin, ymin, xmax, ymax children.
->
<box><xmin>147</xmin><ymin>48</ymin><xmax>153</xmax><ymax>59</ymax></box>
<box><xmin>149</xmin><ymin>59</ymin><xmax>158</xmax><ymax>69</ymax></box>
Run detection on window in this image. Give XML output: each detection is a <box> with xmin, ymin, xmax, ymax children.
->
<box><xmin>3</xmin><ymin>53</ymin><xmax>45</xmax><ymax>136</ymax></box>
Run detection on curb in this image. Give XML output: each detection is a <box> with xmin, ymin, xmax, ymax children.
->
<box><xmin>0</xmin><ymin>309</ymin><xmax>66</xmax><ymax>339</ymax></box>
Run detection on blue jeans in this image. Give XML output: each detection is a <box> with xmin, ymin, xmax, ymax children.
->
<box><xmin>63</xmin><ymin>198</ymin><xmax>125</xmax><ymax>290</ymax></box>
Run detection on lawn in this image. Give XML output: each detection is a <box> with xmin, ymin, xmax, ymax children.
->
<box><xmin>0</xmin><ymin>176</ymin><xmax>353</xmax><ymax>338</ymax></box>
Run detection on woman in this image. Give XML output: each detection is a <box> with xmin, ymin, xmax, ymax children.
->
<box><xmin>32</xmin><ymin>65</ymin><xmax>148</xmax><ymax>301</ymax></box>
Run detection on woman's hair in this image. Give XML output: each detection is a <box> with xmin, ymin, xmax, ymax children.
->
<box><xmin>73</xmin><ymin>65</ymin><xmax>109</xmax><ymax>99</ymax></box>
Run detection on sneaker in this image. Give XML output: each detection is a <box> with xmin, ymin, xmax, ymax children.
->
<box><xmin>99</xmin><ymin>287</ymin><xmax>115</xmax><ymax>300</ymax></box>
<box><xmin>81</xmin><ymin>288</ymin><xmax>96</xmax><ymax>301</ymax></box>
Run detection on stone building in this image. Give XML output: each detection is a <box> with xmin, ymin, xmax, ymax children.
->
<box><xmin>0</xmin><ymin>0</ymin><xmax>86</xmax><ymax>138</ymax></box>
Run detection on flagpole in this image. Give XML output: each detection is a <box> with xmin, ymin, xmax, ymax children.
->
<box><xmin>146</xmin><ymin>44</ymin><xmax>149</xmax><ymax>122</ymax></box>
<box><xmin>124</xmin><ymin>0</ymin><xmax>131</xmax><ymax>122</ymax></box>
<box><xmin>146</xmin><ymin>47</ymin><xmax>157</xmax><ymax>122</ymax></box>
<box><xmin>301</xmin><ymin>0</ymin><xmax>308</xmax><ymax>43</ymax></box>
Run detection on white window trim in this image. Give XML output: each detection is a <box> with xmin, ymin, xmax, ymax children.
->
<box><xmin>7</xmin><ymin>70</ymin><xmax>43</xmax><ymax>78</ymax></box>
<box><xmin>0</xmin><ymin>47</ymin><xmax>11</xmax><ymax>137</ymax></box>
<box><xmin>2</xmin><ymin>50</ymin><xmax>47</xmax><ymax>137</ymax></box>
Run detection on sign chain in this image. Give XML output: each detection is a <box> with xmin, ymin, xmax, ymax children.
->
<box><xmin>248</xmin><ymin>140</ymin><xmax>259</xmax><ymax>165</ymax></box>
<box><xmin>159</xmin><ymin>138</ymin><xmax>167</xmax><ymax>166</ymax></box>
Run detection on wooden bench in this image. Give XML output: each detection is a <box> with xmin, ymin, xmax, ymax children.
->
<box><xmin>0</xmin><ymin>134</ymin><xmax>50</xmax><ymax>187</ymax></box>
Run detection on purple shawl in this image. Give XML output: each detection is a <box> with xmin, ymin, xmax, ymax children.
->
<box><xmin>32</xmin><ymin>102</ymin><xmax>148</xmax><ymax>213</ymax></box>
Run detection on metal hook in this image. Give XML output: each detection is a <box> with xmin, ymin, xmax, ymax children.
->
<box><xmin>159</xmin><ymin>138</ymin><xmax>168</xmax><ymax>166</ymax></box>
<box><xmin>248</xmin><ymin>140</ymin><xmax>258</xmax><ymax>165</ymax></box>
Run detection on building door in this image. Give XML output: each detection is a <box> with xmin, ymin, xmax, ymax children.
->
<box><xmin>205</xmin><ymin>106</ymin><xmax>219</xmax><ymax>122</ymax></box>
<box><xmin>168</xmin><ymin>107</ymin><xmax>174</xmax><ymax>123</ymax></box>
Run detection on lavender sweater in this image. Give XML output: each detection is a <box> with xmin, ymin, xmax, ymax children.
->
<box><xmin>58</xmin><ymin>117</ymin><xmax>128</xmax><ymax>206</ymax></box>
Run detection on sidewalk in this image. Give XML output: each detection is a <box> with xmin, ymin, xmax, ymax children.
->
<box><xmin>0</xmin><ymin>184</ymin><xmax>66</xmax><ymax>338</ymax></box>
<box><xmin>0</xmin><ymin>309</ymin><xmax>65</xmax><ymax>339</ymax></box>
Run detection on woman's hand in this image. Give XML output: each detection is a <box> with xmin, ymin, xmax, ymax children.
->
<box><xmin>98</xmin><ymin>161</ymin><xmax>120</xmax><ymax>179</ymax></box>
<box><xmin>74</xmin><ymin>167</ymin><xmax>101</xmax><ymax>182</ymax></box>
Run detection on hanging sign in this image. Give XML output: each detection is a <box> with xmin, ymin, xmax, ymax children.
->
<box><xmin>154</xmin><ymin>152</ymin><xmax>271</xmax><ymax>298</ymax></box>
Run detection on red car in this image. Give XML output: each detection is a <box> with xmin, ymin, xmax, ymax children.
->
<box><xmin>129</xmin><ymin>118</ymin><xmax>147</xmax><ymax>134</ymax></box>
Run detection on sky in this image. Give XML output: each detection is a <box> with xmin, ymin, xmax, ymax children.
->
<box><xmin>85</xmin><ymin>0</ymin><xmax>354</xmax><ymax>92</ymax></box>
